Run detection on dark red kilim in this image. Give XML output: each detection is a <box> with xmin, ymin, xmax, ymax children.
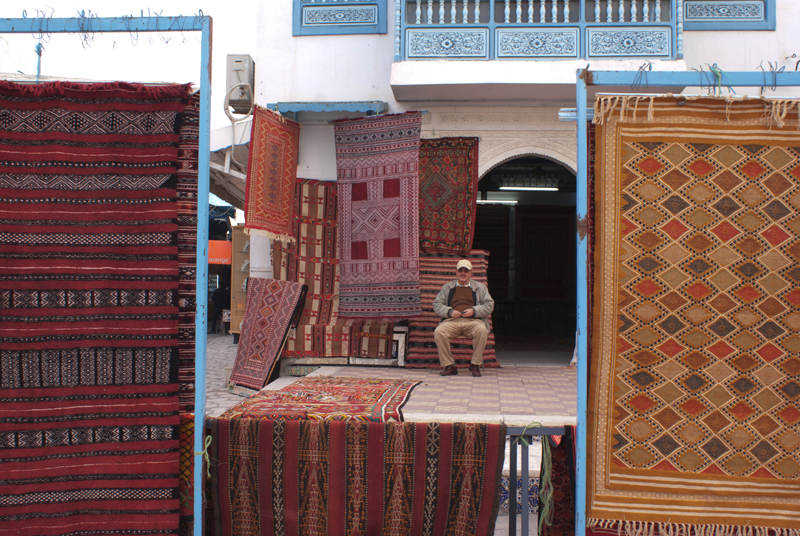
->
<box><xmin>0</xmin><ymin>80</ymin><xmax>188</xmax><ymax>536</ymax></box>
<box><xmin>177</xmin><ymin>92</ymin><xmax>199</xmax><ymax>413</ymax></box>
<box><xmin>334</xmin><ymin>112</ymin><xmax>422</xmax><ymax>319</ymax></box>
<box><xmin>419</xmin><ymin>137</ymin><xmax>480</xmax><ymax>255</ymax></box>
<box><xmin>405</xmin><ymin>250</ymin><xmax>500</xmax><ymax>369</ymax></box>
<box><xmin>208</xmin><ymin>418</ymin><xmax>505</xmax><ymax>536</ymax></box>
<box><xmin>540</xmin><ymin>427</ymin><xmax>576</xmax><ymax>536</ymax></box>
<box><xmin>229</xmin><ymin>278</ymin><xmax>307</xmax><ymax>391</ymax></box>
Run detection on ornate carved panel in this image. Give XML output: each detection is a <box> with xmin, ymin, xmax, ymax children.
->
<box><xmin>587</xmin><ymin>28</ymin><xmax>671</xmax><ymax>57</ymax></box>
<box><xmin>684</xmin><ymin>1</ymin><xmax>764</xmax><ymax>21</ymax></box>
<box><xmin>496</xmin><ymin>28</ymin><xmax>578</xmax><ymax>58</ymax></box>
<box><xmin>303</xmin><ymin>5</ymin><xmax>378</xmax><ymax>25</ymax></box>
<box><xmin>406</xmin><ymin>29</ymin><xmax>489</xmax><ymax>58</ymax></box>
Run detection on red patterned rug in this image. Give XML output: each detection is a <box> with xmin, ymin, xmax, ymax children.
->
<box><xmin>539</xmin><ymin>427</ymin><xmax>576</xmax><ymax>536</ymax></box>
<box><xmin>220</xmin><ymin>376</ymin><xmax>420</xmax><ymax>422</ymax></box>
<box><xmin>0</xmin><ymin>80</ymin><xmax>188</xmax><ymax>536</ymax></box>
<box><xmin>208</xmin><ymin>418</ymin><xmax>505</xmax><ymax>536</ymax></box>
<box><xmin>244</xmin><ymin>106</ymin><xmax>300</xmax><ymax>242</ymax></box>
<box><xmin>229</xmin><ymin>278</ymin><xmax>307</xmax><ymax>391</ymax></box>
<box><xmin>273</xmin><ymin>178</ymin><xmax>395</xmax><ymax>359</ymax></box>
<box><xmin>406</xmin><ymin>250</ymin><xmax>500</xmax><ymax>368</ymax></box>
<box><xmin>334</xmin><ymin>112</ymin><xmax>423</xmax><ymax>319</ymax></box>
<box><xmin>178</xmin><ymin>413</ymin><xmax>195</xmax><ymax>536</ymax></box>
<box><xmin>177</xmin><ymin>92</ymin><xmax>199</xmax><ymax>413</ymax></box>
<box><xmin>419</xmin><ymin>137</ymin><xmax>480</xmax><ymax>254</ymax></box>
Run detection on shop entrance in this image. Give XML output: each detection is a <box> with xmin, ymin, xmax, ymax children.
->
<box><xmin>473</xmin><ymin>155</ymin><xmax>577</xmax><ymax>363</ymax></box>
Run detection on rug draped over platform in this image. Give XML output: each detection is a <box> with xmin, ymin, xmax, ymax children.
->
<box><xmin>220</xmin><ymin>376</ymin><xmax>420</xmax><ymax>422</ymax></box>
<box><xmin>0</xmin><ymin>81</ymin><xmax>188</xmax><ymax>536</ymax></box>
<box><xmin>229</xmin><ymin>278</ymin><xmax>307</xmax><ymax>391</ymax></box>
<box><xmin>244</xmin><ymin>106</ymin><xmax>300</xmax><ymax>241</ymax></box>
<box><xmin>334</xmin><ymin>112</ymin><xmax>422</xmax><ymax>319</ymax></box>
<box><xmin>589</xmin><ymin>96</ymin><xmax>800</xmax><ymax>533</ymax></box>
<box><xmin>208</xmin><ymin>418</ymin><xmax>505</xmax><ymax>536</ymax></box>
<box><xmin>272</xmin><ymin>179</ymin><xmax>395</xmax><ymax>359</ymax></box>
<box><xmin>419</xmin><ymin>137</ymin><xmax>479</xmax><ymax>255</ymax></box>
<box><xmin>406</xmin><ymin>251</ymin><xmax>499</xmax><ymax>368</ymax></box>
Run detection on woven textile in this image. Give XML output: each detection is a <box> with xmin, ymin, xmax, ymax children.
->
<box><xmin>179</xmin><ymin>413</ymin><xmax>195</xmax><ymax>535</ymax></box>
<box><xmin>229</xmin><ymin>278</ymin><xmax>307</xmax><ymax>390</ymax></box>
<box><xmin>406</xmin><ymin>251</ymin><xmax>499</xmax><ymax>369</ymax></box>
<box><xmin>220</xmin><ymin>376</ymin><xmax>420</xmax><ymax>422</ymax></box>
<box><xmin>419</xmin><ymin>137</ymin><xmax>479</xmax><ymax>254</ymax></box>
<box><xmin>177</xmin><ymin>92</ymin><xmax>199</xmax><ymax>413</ymax></box>
<box><xmin>589</xmin><ymin>96</ymin><xmax>800</xmax><ymax>533</ymax></box>
<box><xmin>208</xmin><ymin>418</ymin><xmax>505</xmax><ymax>536</ymax></box>
<box><xmin>539</xmin><ymin>428</ymin><xmax>575</xmax><ymax>536</ymax></box>
<box><xmin>244</xmin><ymin>106</ymin><xmax>300</xmax><ymax>241</ymax></box>
<box><xmin>272</xmin><ymin>179</ymin><xmax>395</xmax><ymax>359</ymax></box>
<box><xmin>0</xmin><ymin>80</ymin><xmax>187</xmax><ymax>536</ymax></box>
<box><xmin>334</xmin><ymin>112</ymin><xmax>423</xmax><ymax>319</ymax></box>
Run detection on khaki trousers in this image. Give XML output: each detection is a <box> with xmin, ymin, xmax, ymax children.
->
<box><xmin>434</xmin><ymin>318</ymin><xmax>489</xmax><ymax>366</ymax></box>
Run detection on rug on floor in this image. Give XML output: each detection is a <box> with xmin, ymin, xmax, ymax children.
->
<box><xmin>244</xmin><ymin>105</ymin><xmax>300</xmax><ymax>242</ymax></box>
<box><xmin>419</xmin><ymin>137</ymin><xmax>480</xmax><ymax>255</ymax></box>
<box><xmin>405</xmin><ymin>250</ymin><xmax>499</xmax><ymax>368</ymax></box>
<box><xmin>229</xmin><ymin>278</ymin><xmax>307</xmax><ymax>391</ymax></box>
<box><xmin>589</xmin><ymin>95</ymin><xmax>800</xmax><ymax>534</ymax></box>
<box><xmin>334</xmin><ymin>111</ymin><xmax>422</xmax><ymax>319</ymax></box>
<box><xmin>208</xmin><ymin>418</ymin><xmax>505</xmax><ymax>536</ymax></box>
<box><xmin>220</xmin><ymin>376</ymin><xmax>420</xmax><ymax>422</ymax></box>
<box><xmin>0</xmin><ymin>80</ymin><xmax>188</xmax><ymax>536</ymax></box>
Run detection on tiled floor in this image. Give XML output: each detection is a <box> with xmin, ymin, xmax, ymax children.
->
<box><xmin>204</xmin><ymin>333</ymin><xmax>577</xmax><ymax>427</ymax></box>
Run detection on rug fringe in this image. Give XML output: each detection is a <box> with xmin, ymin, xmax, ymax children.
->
<box><xmin>587</xmin><ymin>520</ymin><xmax>800</xmax><ymax>536</ymax></box>
<box><xmin>228</xmin><ymin>383</ymin><xmax>259</xmax><ymax>397</ymax></box>
<box><xmin>593</xmin><ymin>94</ymin><xmax>800</xmax><ymax>129</ymax></box>
<box><xmin>243</xmin><ymin>226</ymin><xmax>295</xmax><ymax>243</ymax></box>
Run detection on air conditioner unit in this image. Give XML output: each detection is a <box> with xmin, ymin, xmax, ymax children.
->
<box><xmin>226</xmin><ymin>54</ymin><xmax>255</xmax><ymax>115</ymax></box>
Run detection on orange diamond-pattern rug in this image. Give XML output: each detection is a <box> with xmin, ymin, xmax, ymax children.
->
<box><xmin>244</xmin><ymin>106</ymin><xmax>300</xmax><ymax>241</ymax></box>
<box><xmin>589</xmin><ymin>95</ymin><xmax>800</xmax><ymax>534</ymax></box>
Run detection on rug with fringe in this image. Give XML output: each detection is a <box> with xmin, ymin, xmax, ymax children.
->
<box><xmin>589</xmin><ymin>95</ymin><xmax>800</xmax><ymax>533</ymax></box>
<box><xmin>220</xmin><ymin>376</ymin><xmax>420</xmax><ymax>422</ymax></box>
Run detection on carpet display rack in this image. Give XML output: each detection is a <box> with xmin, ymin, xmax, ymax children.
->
<box><xmin>0</xmin><ymin>15</ymin><xmax>213</xmax><ymax>536</ymax></box>
<box><xmin>572</xmin><ymin>69</ymin><xmax>800</xmax><ymax>535</ymax></box>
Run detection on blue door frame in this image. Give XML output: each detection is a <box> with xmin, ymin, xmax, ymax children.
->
<box><xmin>0</xmin><ymin>15</ymin><xmax>213</xmax><ymax>536</ymax></box>
<box><xmin>574</xmin><ymin>69</ymin><xmax>800</xmax><ymax>535</ymax></box>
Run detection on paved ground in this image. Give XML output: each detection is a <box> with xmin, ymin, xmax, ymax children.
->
<box><xmin>203</xmin><ymin>333</ymin><xmax>575</xmax><ymax>535</ymax></box>
<box><xmin>204</xmin><ymin>333</ymin><xmax>577</xmax><ymax>426</ymax></box>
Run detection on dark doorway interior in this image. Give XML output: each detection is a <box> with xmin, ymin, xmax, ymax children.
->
<box><xmin>472</xmin><ymin>156</ymin><xmax>577</xmax><ymax>359</ymax></box>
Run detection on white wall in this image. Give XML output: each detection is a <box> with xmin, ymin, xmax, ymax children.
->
<box><xmin>682</xmin><ymin>0</ymin><xmax>800</xmax><ymax>98</ymax></box>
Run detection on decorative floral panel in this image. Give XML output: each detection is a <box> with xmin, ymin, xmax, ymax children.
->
<box><xmin>293</xmin><ymin>0</ymin><xmax>387</xmax><ymax>36</ymax></box>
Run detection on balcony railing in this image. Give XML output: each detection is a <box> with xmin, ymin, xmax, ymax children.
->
<box><xmin>394</xmin><ymin>0</ymin><xmax>683</xmax><ymax>60</ymax></box>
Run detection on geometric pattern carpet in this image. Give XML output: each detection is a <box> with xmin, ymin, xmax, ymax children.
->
<box><xmin>219</xmin><ymin>376</ymin><xmax>420</xmax><ymax>422</ymax></box>
<box><xmin>0</xmin><ymin>80</ymin><xmax>188</xmax><ymax>536</ymax></box>
<box><xmin>589</xmin><ymin>95</ymin><xmax>800</xmax><ymax>533</ymax></box>
<box><xmin>207</xmin><ymin>418</ymin><xmax>506</xmax><ymax>536</ymax></box>
<box><xmin>272</xmin><ymin>179</ymin><xmax>396</xmax><ymax>359</ymax></box>
<box><xmin>334</xmin><ymin>112</ymin><xmax>422</xmax><ymax>319</ymax></box>
<box><xmin>419</xmin><ymin>137</ymin><xmax>479</xmax><ymax>255</ymax></box>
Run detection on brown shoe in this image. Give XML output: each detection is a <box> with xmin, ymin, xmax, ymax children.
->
<box><xmin>469</xmin><ymin>364</ymin><xmax>482</xmax><ymax>377</ymax></box>
<box><xmin>439</xmin><ymin>365</ymin><xmax>458</xmax><ymax>376</ymax></box>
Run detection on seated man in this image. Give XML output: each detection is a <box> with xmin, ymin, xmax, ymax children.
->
<box><xmin>432</xmin><ymin>259</ymin><xmax>495</xmax><ymax>377</ymax></box>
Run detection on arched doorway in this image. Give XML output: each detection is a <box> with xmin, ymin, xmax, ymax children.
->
<box><xmin>472</xmin><ymin>155</ymin><xmax>576</xmax><ymax>363</ymax></box>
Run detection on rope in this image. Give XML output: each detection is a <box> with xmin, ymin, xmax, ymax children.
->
<box><xmin>195</xmin><ymin>434</ymin><xmax>213</xmax><ymax>479</ymax></box>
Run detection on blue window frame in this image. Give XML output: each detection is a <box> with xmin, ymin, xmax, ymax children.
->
<box><xmin>293</xmin><ymin>0</ymin><xmax>387</xmax><ymax>36</ymax></box>
<box><xmin>683</xmin><ymin>0</ymin><xmax>775</xmax><ymax>31</ymax></box>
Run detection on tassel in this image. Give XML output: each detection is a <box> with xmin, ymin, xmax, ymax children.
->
<box><xmin>243</xmin><ymin>226</ymin><xmax>296</xmax><ymax>243</ymax></box>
